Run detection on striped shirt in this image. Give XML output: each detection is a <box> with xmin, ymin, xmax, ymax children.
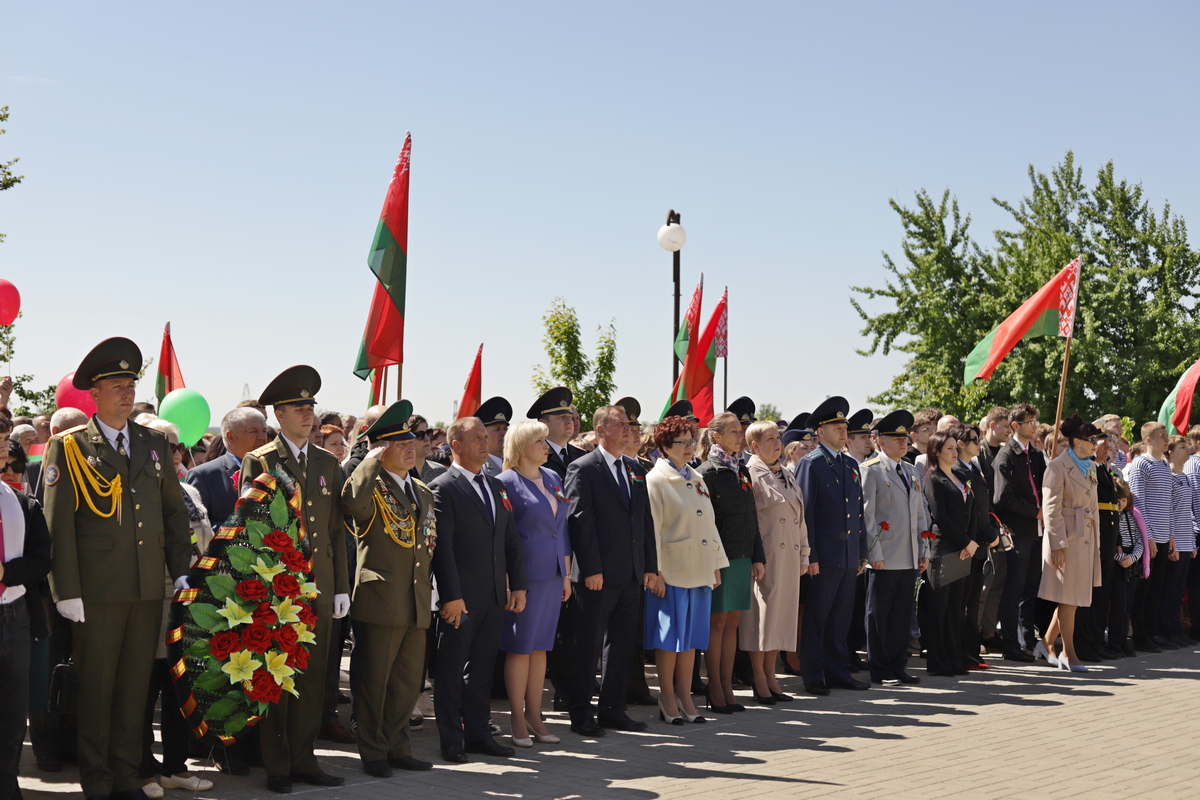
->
<box><xmin>1127</xmin><ymin>455</ymin><xmax>1173</xmax><ymax>543</ymax></box>
<box><xmin>1117</xmin><ymin>510</ymin><xmax>1145</xmax><ymax>563</ymax></box>
<box><xmin>1183</xmin><ymin>455</ymin><xmax>1200</xmax><ymax>539</ymax></box>
<box><xmin>1173</xmin><ymin>474</ymin><xmax>1196</xmax><ymax>553</ymax></box>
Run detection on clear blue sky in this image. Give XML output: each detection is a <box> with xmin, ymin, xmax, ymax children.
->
<box><xmin>3</xmin><ymin>1</ymin><xmax>1197</xmax><ymax>426</ymax></box>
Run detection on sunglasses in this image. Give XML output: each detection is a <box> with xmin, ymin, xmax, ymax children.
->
<box><xmin>1086</xmin><ymin>436</ymin><xmax>1107</xmax><ymax>444</ymax></box>
<box><xmin>170</xmin><ymin>442</ymin><xmax>188</xmax><ymax>453</ymax></box>
<box><xmin>412</xmin><ymin>430</ymin><xmax>429</xmax><ymax>440</ymax></box>
<box><xmin>672</xmin><ymin>440</ymin><xmax>697</xmax><ymax>448</ymax></box>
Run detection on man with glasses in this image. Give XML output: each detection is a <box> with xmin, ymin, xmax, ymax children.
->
<box><xmin>992</xmin><ymin>403</ymin><xmax>1046</xmax><ymax>663</ymax></box>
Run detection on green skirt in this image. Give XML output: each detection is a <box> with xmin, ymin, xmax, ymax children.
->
<box><xmin>711</xmin><ymin>557</ymin><xmax>752</xmax><ymax>613</ymax></box>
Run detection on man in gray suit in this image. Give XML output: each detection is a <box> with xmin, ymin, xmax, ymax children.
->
<box><xmin>861</xmin><ymin>410</ymin><xmax>931</xmax><ymax>685</ymax></box>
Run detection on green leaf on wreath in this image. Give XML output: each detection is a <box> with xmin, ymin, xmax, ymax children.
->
<box><xmin>225</xmin><ymin>711</ymin><xmax>249</xmax><ymax>735</ymax></box>
<box><xmin>205</xmin><ymin>656</ymin><xmax>225</xmax><ymax>673</ymax></box>
<box><xmin>246</xmin><ymin>520</ymin><xmax>271</xmax><ymax>548</ymax></box>
<box><xmin>286</xmin><ymin>520</ymin><xmax>299</xmax><ymax>543</ymax></box>
<box><xmin>206</xmin><ymin>574</ymin><xmax>238</xmax><ymax>601</ymax></box>
<box><xmin>194</xmin><ymin>670</ymin><xmax>228</xmax><ymax>692</ymax></box>
<box><xmin>205</xmin><ymin>697</ymin><xmax>239</xmax><ymax>721</ymax></box>
<box><xmin>188</xmin><ymin>603</ymin><xmax>225</xmax><ymax>633</ymax></box>
<box><xmin>269</xmin><ymin>489</ymin><xmax>289</xmax><ymax>528</ymax></box>
<box><xmin>256</xmin><ymin>701</ymin><xmax>268</xmax><ymax>716</ymax></box>
<box><xmin>227</xmin><ymin>545</ymin><xmax>259</xmax><ymax>575</ymax></box>
<box><xmin>184</xmin><ymin>639</ymin><xmax>210</xmax><ymax>658</ymax></box>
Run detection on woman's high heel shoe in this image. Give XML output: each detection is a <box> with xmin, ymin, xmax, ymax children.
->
<box><xmin>1034</xmin><ymin>641</ymin><xmax>1060</xmax><ymax>668</ymax></box>
<box><xmin>681</xmin><ymin>709</ymin><xmax>707</xmax><ymax>724</ymax></box>
<box><xmin>658</xmin><ymin>699</ymin><xmax>684</xmax><ymax>725</ymax></box>
<box><xmin>771</xmin><ymin>691</ymin><xmax>794</xmax><ymax>702</ymax></box>
<box><xmin>752</xmin><ymin>690</ymin><xmax>777</xmax><ymax>706</ymax></box>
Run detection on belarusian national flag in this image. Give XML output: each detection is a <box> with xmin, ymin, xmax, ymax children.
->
<box><xmin>1158</xmin><ymin>357</ymin><xmax>1200</xmax><ymax>434</ymax></box>
<box><xmin>354</xmin><ymin>133</ymin><xmax>411</xmax><ymax>381</ymax></box>
<box><xmin>677</xmin><ymin>288</ymin><xmax>727</xmax><ymax>425</ymax></box>
<box><xmin>155</xmin><ymin>322</ymin><xmax>185</xmax><ymax>403</ymax></box>
<box><xmin>963</xmin><ymin>257</ymin><xmax>1081</xmax><ymax>384</ymax></box>
<box><xmin>674</xmin><ymin>275</ymin><xmax>703</xmax><ymax>365</ymax></box>
<box><xmin>457</xmin><ymin>344</ymin><xmax>483</xmax><ymax>420</ymax></box>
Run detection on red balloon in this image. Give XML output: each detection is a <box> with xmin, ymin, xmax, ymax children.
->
<box><xmin>0</xmin><ymin>280</ymin><xmax>20</xmax><ymax>326</ymax></box>
<box><xmin>55</xmin><ymin>373</ymin><xmax>97</xmax><ymax>418</ymax></box>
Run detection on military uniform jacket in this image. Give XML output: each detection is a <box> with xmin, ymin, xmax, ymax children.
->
<box><xmin>241</xmin><ymin>437</ymin><xmax>350</xmax><ymax>603</ymax></box>
<box><xmin>794</xmin><ymin>444</ymin><xmax>867</xmax><ymax>569</ymax></box>
<box><xmin>861</xmin><ymin>455</ymin><xmax>930</xmax><ymax>569</ymax></box>
<box><xmin>342</xmin><ymin>457</ymin><xmax>434</xmax><ymax>629</ymax></box>
<box><xmin>45</xmin><ymin>418</ymin><xmax>192</xmax><ymax>603</ymax></box>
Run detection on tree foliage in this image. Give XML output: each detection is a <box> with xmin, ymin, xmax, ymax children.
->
<box><xmin>532</xmin><ymin>298</ymin><xmax>617</xmax><ymax>431</ymax></box>
<box><xmin>0</xmin><ymin>106</ymin><xmax>23</xmax><ymax>244</ymax></box>
<box><xmin>853</xmin><ymin>153</ymin><xmax>1200</xmax><ymax>427</ymax></box>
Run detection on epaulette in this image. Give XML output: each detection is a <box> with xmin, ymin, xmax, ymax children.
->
<box><xmin>412</xmin><ymin>477</ymin><xmax>428</xmax><ymax>490</ymax></box>
<box><xmin>862</xmin><ymin>457</ymin><xmax>881</xmax><ymax>467</ymax></box>
<box><xmin>249</xmin><ymin>443</ymin><xmax>276</xmax><ymax>457</ymax></box>
<box><xmin>55</xmin><ymin>424</ymin><xmax>88</xmax><ymax>439</ymax></box>
<box><xmin>803</xmin><ymin>449</ymin><xmax>823</xmax><ymax>460</ymax></box>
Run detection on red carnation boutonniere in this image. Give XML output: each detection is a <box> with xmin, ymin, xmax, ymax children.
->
<box><xmin>627</xmin><ymin>467</ymin><xmax>645</xmax><ymax>485</ymax></box>
<box><xmin>231</xmin><ymin>469</ymin><xmax>241</xmax><ymax>491</ymax></box>
<box><xmin>499</xmin><ymin>488</ymin><xmax>513</xmax><ymax>512</ymax></box>
<box><xmin>920</xmin><ymin>530</ymin><xmax>937</xmax><ymax>541</ymax></box>
<box><xmin>694</xmin><ymin>480</ymin><xmax>710</xmax><ymax>499</ymax></box>
<box><xmin>551</xmin><ymin>484</ymin><xmax>568</xmax><ymax>503</ymax></box>
<box><xmin>738</xmin><ymin>472</ymin><xmax>751</xmax><ymax>492</ymax></box>
<box><xmin>879</xmin><ymin>521</ymin><xmax>891</xmax><ymax>531</ymax></box>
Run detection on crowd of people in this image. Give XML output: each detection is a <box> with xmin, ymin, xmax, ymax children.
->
<box><xmin>1</xmin><ymin>336</ymin><xmax>1198</xmax><ymax>800</ymax></box>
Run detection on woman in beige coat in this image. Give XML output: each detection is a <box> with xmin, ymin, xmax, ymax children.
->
<box><xmin>1037</xmin><ymin>416</ymin><xmax>1104</xmax><ymax>673</ymax></box>
<box><xmin>739</xmin><ymin>420</ymin><xmax>810</xmax><ymax>702</ymax></box>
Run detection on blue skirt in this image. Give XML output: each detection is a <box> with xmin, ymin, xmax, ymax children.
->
<box><xmin>500</xmin><ymin>575</ymin><xmax>562</xmax><ymax>655</ymax></box>
<box><xmin>644</xmin><ymin>584</ymin><xmax>712</xmax><ymax>652</ymax></box>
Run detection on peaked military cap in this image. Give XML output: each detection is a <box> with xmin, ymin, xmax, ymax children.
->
<box><xmin>786</xmin><ymin>412</ymin><xmax>811</xmax><ymax>432</ymax></box>
<box><xmin>847</xmin><ymin>408</ymin><xmax>874</xmax><ymax>435</ymax></box>
<box><xmin>810</xmin><ymin>396</ymin><xmax>850</xmax><ymax>427</ymax></box>
<box><xmin>663</xmin><ymin>399</ymin><xmax>698</xmax><ymax>422</ymax></box>
<box><xmin>726</xmin><ymin>396</ymin><xmax>757</xmax><ymax>424</ymax></box>
<box><xmin>872</xmin><ymin>409</ymin><xmax>914</xmax><ymax>438</ymax></box>
<box><xmin>259</xmin><ymin>365</ymin><xmax>321</xmax><ymax>407</ymax></box>
<box><xmin>73</xmin><ymin>337</ymin><xmax>143</xmax><ymax>389</ymax></box>
<box><xmin>614</xmin><ymin>396</ymin><xmax>642</xmax><ymax>427</ymax></box>
<box><xmin>364</xmin><ymin>399</ymin><xmax>415</xmax><ymax>443</ymax></box>
<box><xmin>782</xmin><ymin>428</ymin><xmax>814</xmax><ymax>447</ymax></box>
<box><xmin>528</xmin><ymin>386</ymin><xmax>574</xmax><ymax>419</ymax></box>
<box><xmin>474</xmin><ymin>396</ymin><xmax>513</xmax><ymax>427</ymax></box>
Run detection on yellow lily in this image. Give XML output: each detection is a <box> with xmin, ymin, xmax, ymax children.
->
<box><xmin>251</xmin><ymin>557</ymin><xmax>286</xmax><ymax>582</ymax></box>
<box><xmin>264</xmin><ymin>650</ymin><xmax>295</xmax><ymax>685</ymax></box>
<box><xmin>300</xmin><ymin>581</ymin><xmax>319</xmax><ymax>598</ymax></box>
<box><xmin>216</xmin><ymin>596</ymin><xmax>253</xmax><ymax>628</ymax></box>
<box><xmin>281</xmin><ymin>675</ymin><xmax>298</xmax><ymax>697</ymax></box>
<box><xmin>221</xmin><ymin>650</ymin><xmax>259</xmax><ymax>683</ymax></box>
<box><xmin>272</xmin><ymin>597</ymin><xmax>301</xmax><ymax>625</ymax></box>
<box><xmin>294</xmin><ymin>623</ymin><xmax>316</xmax><ymax>645</ymax></box>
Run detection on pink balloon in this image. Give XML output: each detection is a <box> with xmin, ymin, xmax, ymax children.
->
<box><xmin>55</xmin><ymin>372</ymin><xmax>97</xmax><ymax>418</ymax></box>
<box><xmin>0</xmin><ymin>280</ymin><xmax>20</xmax><ymax>326</ymax></box>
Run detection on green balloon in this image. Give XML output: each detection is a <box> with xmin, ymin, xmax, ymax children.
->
<box><xmin>159</xmin><ymin>388</ymin><xmax>211</xmax><ymax>448</ymax></box>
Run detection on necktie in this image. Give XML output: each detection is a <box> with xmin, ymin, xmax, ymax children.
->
<box><xmin>404</xmin><ymin>481</ymin><xmax>418</xmax><ymax>510</ymax></box>
<box><xmin>1026</xmin><ymin>451</ymin><xmax>1039</xmax><ymax>507</ymax></box>
<box><xmin>115</xmin><ymin>432</ymin><xmax>128</xmax><ymax>463</ymax></box>
<box><xmin>614</xmin><ymin>459</ymin><xmax>630</xmax><ymax>502</ymax></box>
<box><xmin>896</xmin><ymin>463</ymin><xmax>909</xmax><ymax>493</ymax></box>
<box><xmin>474</xmin><ymin>474</ymin><xmax>494</xmax><ymax>522</ymax></box>
<box><xmin>297</xmin><ymin>450</ymin><xmax>307</xmax><ymax>480</ymax></box>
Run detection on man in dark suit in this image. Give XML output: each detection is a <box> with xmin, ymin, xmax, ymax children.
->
<box><xmin>240</xmin><ymin>366</ymin><xmax>351</xmax><ymax>793</ymax></box>
<box><xmin>992</xmin><ymin>402</ymin><xmax>1046</xmax><ymax>662</ymax></box>
<box><xmin>429</xmin><ymin>416</ymin><xmax>527</xmax><ymax>763</ymax></box>
<box><xmin>976</xmin><ymin>405</ymin><xmax>1010</xmax><ymax>652</ymax></box>
<box><xmin>794</xmin><ymin>396</ymin><xmax>870</xmax><ymax>696</ymax></box>
<box><xmin>565</xmin><ymin>405</ymin><xmax>659</xmax><ymax>736</ymax></box>
<box><xmin>185</xmin><ymin>406</ymin><xmax>268</xmax><ymax>529</ymax></box>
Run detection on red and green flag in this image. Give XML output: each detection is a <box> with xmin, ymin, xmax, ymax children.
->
<box><xmin>155</xmin><ymin>322</ymin><xmax>185</xmax><ymax>403</ymax></box>
<box><xmin>1158</xmin><ymin>357</ymin><xmax>1200</xmax><ymax>434</ymax></box>
<box><xmin>663</xmin><ymin>287</ymin><xmax>727</xmax><ymax>425</ymax></box>
<box><xmin>963</xmin><ymin>257</ymin><xmax>1081</xmax><ymax>384</ymax></box>
<box><xmin>674</xmin><ymin>275</ymin><xmax>703</xmax><ymax>365</ymax></box>
<box><xmin>457</xmin><ymin>344</ymin><xmax>483</xmax><ymax>419</ymax></box>
<box><xmin>354</xmin><ymin>132</ymin><xmax>412</xmax><ymax>386</ymax></box>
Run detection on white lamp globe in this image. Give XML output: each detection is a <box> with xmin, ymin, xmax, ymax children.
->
<box><xmin>657</xmin><ymin>222</ymin><xmax>687</xmax><ymax>252</ymax></box>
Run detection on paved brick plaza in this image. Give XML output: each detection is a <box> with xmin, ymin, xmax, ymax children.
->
<box><xmin>19</xmin><ymin>646</ymin><xmax>1200</xmax><ymax>800</ymax></box>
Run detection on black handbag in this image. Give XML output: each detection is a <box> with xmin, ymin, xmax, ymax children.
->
<box><xmin>927</xmin><ymin>550</ymin><xmax>973</xmax><ymax>589</ymax></box>
<box><xmin>48</xmin><ymin>658</ymin><xmax>80</xmax><ymax>715</ymax></box>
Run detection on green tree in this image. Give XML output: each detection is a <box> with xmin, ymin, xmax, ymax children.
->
<box><xmin>853</xmin><ymin>153</ymin><xmax>1200</xmax><ymax>427</ymax></box>
<box><xmin>0</xmin><ymin>106</ymin><xmax>23</xmax><ymax>243</ymax></box>
<box><xmin>532</xmin><ymin>298</ymin><xmax>617</xmax><ymax>431</ymax></box>
<box><xmin>756</xmin><ymin>402</ymin><xmax>781</xmax><ymax>422</ymax></box>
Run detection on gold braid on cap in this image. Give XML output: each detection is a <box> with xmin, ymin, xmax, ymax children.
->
<box><xmin>61</xmin><ymin>435</ymin><xmax>122</xmax><ymax>525</ymax></box>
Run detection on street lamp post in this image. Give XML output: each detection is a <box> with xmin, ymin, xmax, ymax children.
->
<box><xmin>658</xmin><ymin>210</ymin><xmax>687</xmax><ymax>383</ymax></box>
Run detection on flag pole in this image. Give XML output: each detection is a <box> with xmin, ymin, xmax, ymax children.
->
<box><xmin>380</xmin><ymin>365</ymin><xmax>389</xmax><ymax>406</ymax></box>
<box><xmin>396</xmin><ymin>363</ymin><xmax>403</xmax><ymax>401</ymax></box>
<box><xmin>723</xmin><ymin>357</ymin><xmax>728</xmax><ymax>411</ymax></box>
<box><xmin>1048</xmin><ymin>336</ymin><xmax>1072</xmax><ymax>460</ymax></box>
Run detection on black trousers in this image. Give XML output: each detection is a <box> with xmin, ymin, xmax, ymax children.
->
<box><xmin>1076</xmin><ymin>553</ymin><xmax>1115</xmax><ymax>653</ymax></box>
<box><xmin>865</xmin><ymin>569</ymin><xmax>916</xmax><ymax>681</ymax></box>
<box><xmin>960</xmin><ymin>558</ymin><xmax>986</xmax><ymax>664</ymax></box>
<box><xmin>433</xmin><ymin>602</ymin><xmax>503</xmax><ymax>747</ymax></box>
<box><xmin>1000</xmin><ymin>534</ymin><xmax>1041</xmax><ymax>653</ymax></box>
<box><xmin>1189</xmin><ymin>556</ymin><xmax>1200</xmax><ymax>639</ymax></box>
<box><xmin>569</xmin><ymin>580</ymin><xmax>640</xmax><ymax>724</ymax></box>
<box><xmin>547</xmin><ymin>597</ymin><xmax>576</xmax><ymax>703</ymax></box>
<box><xmin>1107</xmin><ymin>569</ymin><xmax>1139</xmax><ymax>649</ymax></box>
<box><xmin>800</xmin><ymin>565</ymin><xmax>855</xmax><ymax>685</ymax></box>
<box><xmin>1132</xmin><ymin>545</ymin><xmax>1171</xmax><ymax>642</ymax></box>
<box><xmin>139</xmin><ymin>659</ymin><xmax>189</xmax><ymax>779</ymax></box>
<box><xmin>0</xmin><ymin>598</ymin><xmax>31</xmax><ymax>800</ymax></box>
<box><xmin>925</xmin><ymin>577</ymin><xmax>966</xmax><ymax>675</ymax></box>
<box><xmin>1160</xmin><ymin>551</ymin><xmax>1192</xmax><ymax>638</ymax></box>
<box><xmin>978</xmin><ymin>545</ymin><xmax>1008</xmax><ymax>641</ymax></box>
<box><xmin>847</xmin><ymin>572</ymin><xmax>868</xmax><ymax>654</ymax></box>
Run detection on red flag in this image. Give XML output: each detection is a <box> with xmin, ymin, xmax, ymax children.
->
<box><xmin>456</xmin><ymin>344</ymin><xmax>483</xmax><ymax>420</ymax></box>
<box><xmin>674</xmin><ymin>274</ymin><xmax>703</xmax><ymax>365</ymax></box>
<box><xmin>684</xmin><ymin>289</ymin><xmax>727</xmax><ymax>425</ymax></box>
<box><xmin>155</xmin><ymin>322</ymin><xmax>185</xmax><ymax>403</ymax></box>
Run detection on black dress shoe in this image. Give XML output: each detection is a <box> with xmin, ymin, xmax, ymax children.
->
<box><xmin>771</xmin><ymin>691</ymin><xmax>794</xmax><ymax>702</ymax></box>
<box><xmin>706</xmin><ymin>703</ymin><xmax>737</xmax><ymax>714</ymax></box>
<box><xmin>441</xmin><ymin>745</ymin><xmax>469</xmax><ymax>764</ymax></box>
<box><xmin>1133</xmin><ymin>638</ymin><xmax>1162</xmax><ymax>653</ymax></box>
<box><xmin>37</xmin><ymin>757</ymin><xmax>64</xmax><ymax>772</ymax></box>
<box><xmin>1004</xmin><ymin>650</ymin><xmax>1036</xmax><ymax>662</ymax></box>
<box><xmin>981</xmin><ymin>635</ymin><xmax>1004</xmax><ymax>653</ymax></box>
<box><xmin>570</xmin><ymin>719</ymin><xmax>607</xmax><ymax>737</ymax></box>
<box><xmin>830</xmin><ymin>677</ymin><xmax>870</xmax><ymax>690</ymax></box>
<box><xmin>1152</xmin><ymin>635</ymin><xmax>1179</xmax><ymax>650</ymax></box>
<box><xmin>627</xmin><ymin>694</ymin><xmax>658</xmax><ymax>706</ymax></box>
<box><xmin>1099</xmin><ymin>645</ymin><xmax>1123</xmax><ymax>659</ymax></box>
<box><xmin>598</xmin><ymin>714</ymin><xmax>648</xmax><ymax>732</ymax></box>
<box><xmin>389</xmin><ymin>755</ymin><xmax>433</xmax><ymax>771</ymax></box>
<box><xmin>727</xmin><ymin>702</ymin><xmax>746</xmax><ymax>712</ymax></box>
<box><xmin>362</xmin><ymin>760</ymin><xmax>392</xmax><ymax>778</ymax></box>
<box><xmin>266</xmin><ymin>775</ymin><xmax>292</xmax><ymax>794</ymax></box>
<box><xmin>1075</xmin><ymin>649</ymin><xmax>1104</xmax><ymax>663</ymax></box>
<box><xmin>895</xmin><ymin>672</ymin><xmax>921</xmax><ymax>684</ymax></box>
<box><xmin>927</xmin><ymin>669</ymin><xmax>957</xmax><ymax>677</ymax></box>
<box><xmin>216</xmin><ymin>749</ymin><xmax>251</xmax><ymax>776</ymax></box>
<box><xmin>752</xmin><ymin>691</ymin><xmax>777</xmax><ymax>705</ymax></box>
<box><xmin>804</xmin><ymin>682</ymin><xmax>830</xmax><ymax>696</ymax></box>
<box><xmin>465</xmin><ymin>737</ymin><xmax>515</xmax><ymax>757</ymax></box>
<box><xmin>291</xmin><ymin>771</ymin><xmax>345</xmax><ymax>787</ymax></box>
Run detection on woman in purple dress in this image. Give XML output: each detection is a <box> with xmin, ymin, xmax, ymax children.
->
<box><xmin>498</xmin><ymin>421</ymin><xmax>572</xmax><ymax>747</ymax></box>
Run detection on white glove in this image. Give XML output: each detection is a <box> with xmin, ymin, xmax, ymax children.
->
<box><xmin>366</xmin><ymin>443</ymin><xmax>389</xmax><ymax>460</ymax></box>
<box><xmin>332</xmin><ymin>593</ymin><xmax>351</xmax><ymax>619</ymax></box>
<box><xmin>56</xmin><ymin>598</ymin><xmax>85</xmax><ymax>623</ymax></box>
<box><xmin>174</xmin><ymin>576</ymin><xmax>191</xmax><ymax>592</ymax></box>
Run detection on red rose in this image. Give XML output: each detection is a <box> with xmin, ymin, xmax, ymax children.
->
<box><xmin>252</xmin><ymin>602</ymin><xmax>277</xmax><ymax>626</ymax></box>
<box><xmin>262</xmin><ymin>531</ymin><xmax>294</xmax><ymax>552</ymax></box>
<box><xmin>208</xmin><ymin>631</ymin><xmax>241</xmax><ymax>661</ymax></box>
<box><xmin>879</xmin><ymin>521</ymin><xmax>891</xmax><ymax>531</ymax></box>
<box><xmin>246</xmin><ymin>669</ymin><xmax>282</xmax><ymax>704</ymax></box>
<box><xmin>272</xmin><ymin>574</ymin><xmax>302</xmax><ymax>599</ymax></box>
<box><xmin>240</xmin><ymin>622</ymin><xmax>273</xmax><ymax>653</ymax></box>
<box><xmin>285</xmin><ymin>646</ymin><xmax>310</xmax><ymax>670</ymax></box>
<box><xmin>280</xmin><ymin>549</ymin><xmax>310</xmax><ymax>574</ymax></box>
<box><xmin>235</xmin><ymin>579</ymin><xmax>268</xmax><ymax>601</ymax></box>
<box><xmin>273</xmin><ymin>624</ymin><xmax>299</xmax><ymax>653</ymax></box>
<box><xmin>295</xmin><ymin>601</ymin><xmax>318</xmax><ymax>628</ymax></box>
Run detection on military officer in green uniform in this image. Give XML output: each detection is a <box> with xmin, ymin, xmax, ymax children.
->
<box><xmin>45</xmin><ymin>337</ymin><xmax>193</xmax><ymax>800</ymax></box>
<box><xmin>239</xmin><ymin>366</ymin><xmax>350</xmax><ymax>794</ymax></box>
<box><xmin>341</xmin><ymin>400</ymin><xmax>435</xmax><ymax>777</ymax></box>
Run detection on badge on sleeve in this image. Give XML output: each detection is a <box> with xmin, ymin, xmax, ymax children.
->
<box><xmin>45</xmin><ymin>464</ymin><xmax>60</xmax><ymax>486</ymax></box>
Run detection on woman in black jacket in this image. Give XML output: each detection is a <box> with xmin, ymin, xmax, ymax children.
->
<box><xmin>923</xmin><ymin>431</ymin><xmax>978</xmax><ymax>677</ymax></box>
<box><xmin>950</xmin><ymin>424</ymin><xmax>999</xmax><ymax>670</ymax></box>
<box><xmin>696</xmin><ymin>413</ymin><xmax>766</xmax><ymax>711</ymax></box>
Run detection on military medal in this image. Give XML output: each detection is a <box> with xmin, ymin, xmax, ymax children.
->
<box><xmin>320</xmin><ymin>475</ymin><xmax>330</xmax><ymax>496</ymax></box>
